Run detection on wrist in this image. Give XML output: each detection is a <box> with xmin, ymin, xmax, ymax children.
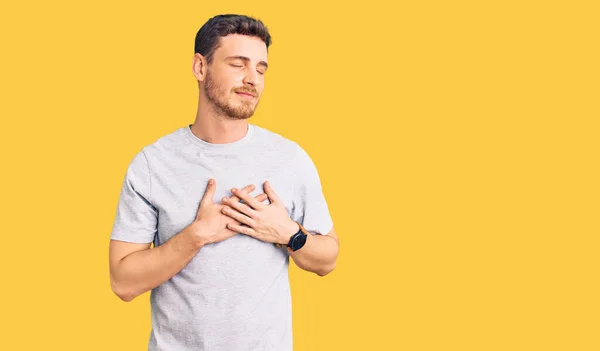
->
<box><xmin>187</xmin><ymin>222</ymin><xmax>208</xmax><ymax>249</ymax></box>
<box><xmin>286</xmin><ymin>221</ymin><xmax>309</xmax><ymax>252</ymax></box>
<box><xmin>276</xmin><ymin>220</ymin><xmax>300</xmax><ymax>246</ymax></box>
<box><xmin>285</xmin><ymin>221</ymin><xmax>300</xmax><ymax>243</ymax></box>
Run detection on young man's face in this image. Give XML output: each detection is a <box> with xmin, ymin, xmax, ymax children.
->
<box><xmin>203</xmin><ymin>34</ymin><xmax>268</xmax><ymax>120</ymax></box>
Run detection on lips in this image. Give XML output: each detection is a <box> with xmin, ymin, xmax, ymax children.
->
<box><xmin>235</xmin><ymin>91</ymin><xmax>256</xmax><ymax>98</ymax></box>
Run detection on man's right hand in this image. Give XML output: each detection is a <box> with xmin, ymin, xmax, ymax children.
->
<box><xmin>188</xmin><ymin>178</ymin><xmax>267</xmax><ymax>247</ymax></box>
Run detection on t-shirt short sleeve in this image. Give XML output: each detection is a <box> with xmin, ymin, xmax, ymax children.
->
<box><xmin>110</xmin><ymin>149</ymin><xmax>158</xmax><ymax>243</ymax></box>
<box><xmin>291</xmin><ymin>144</ymin><xmax>334</xmax><ymax>236</ymax></box>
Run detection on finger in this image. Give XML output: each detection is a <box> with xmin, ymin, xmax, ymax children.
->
<box><xmin>264</xmin><ymin>181</ymin><xmax>281</xmax><ymax>204</ymax></box>
<box><xmin>221</xmin><ymin>197</ymin><xmax>257</xmax><ymax>219</ymax></box>
<box><xmin>222</xmin><ymin>205</ymin><xmax>255</xmax><ymax>226</ymax></box>
<box><xmin>200</xmin><ymin>178</ymin><xmax>216</xmax><ymax>207</ymax></box>
<box><xmin>233</xmin><ymin>190</ymin><xmax>267</xmax><ymax>204</ymax></box>
<box><xmin>227</xmin><ymin>222</ymin><xmax>256</xmax><ymax>236</ymax></box>
<box><xmin>255</xmin><ymin>193</ymin><xmax>268</xmax><ymax>203</ymax></box>
<box><xmin>227</xmin><ymin>184</ymin><xmax>255</xmax><ymax>203</ymax></box>
<box><xmin>231</xmin><ymin>187</ymin><xmax>263</xmax><ymax>209</ymax></box>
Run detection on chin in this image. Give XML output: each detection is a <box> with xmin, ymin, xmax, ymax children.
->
<box><xmin>233</xmin><ymin>106</ymin><xmax>256</xmax><ymax>119</ymax></box>
<box><xmin>229</xmin><ymin>110</ymin><xmax>255</xmax><ymax>120</ymax></box>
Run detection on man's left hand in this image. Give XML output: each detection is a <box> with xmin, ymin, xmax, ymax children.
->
<box><xmin>220</xmin><ymin>181</ymin><xmax>299</xmax><ymax>245</ymax></box>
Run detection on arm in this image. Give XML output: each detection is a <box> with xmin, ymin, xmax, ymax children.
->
<box><xmin>109</xmin><ymin>179</ymin><xmax>261</xmax><ymax>302</ymax></box>
<box><xmin>221</xmin><ymin>184</ymin><xmax>339</xmax><ymax>277</ymax></box>
<box><xmin>220</xmin><ymin>144</ymin><xmax>339</xmax><ymax>276</ymax></box>
<box><xmin>288</xmin><ymin>226</ymin><xmax>339</xmax><ymax>276</ymax></box>
<box><xmin>109</xmin><ymin>226</ymin><xmax>203</xmax><ymax>302</ymax></box>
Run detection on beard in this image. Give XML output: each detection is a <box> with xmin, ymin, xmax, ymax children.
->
<box><xmin>204</xmin><ymin>71</ymin><xmax>259</xmax><ymax>120</ymax></box>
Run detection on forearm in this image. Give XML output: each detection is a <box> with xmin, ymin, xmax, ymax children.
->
<box><xmin>288</xmin><ymin>233</ymin><xmax>339</xmax><ymax>276</ymax></box>
<box><xmin>111</xmin><ymin>227</ymin><xmax>203</xmax><ymax>302</ymax></box>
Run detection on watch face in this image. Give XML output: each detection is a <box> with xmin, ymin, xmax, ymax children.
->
<box><xmin>292</xmin><ymin>233</ymin><xmax>307</xmax><ymax>251</ymax></box>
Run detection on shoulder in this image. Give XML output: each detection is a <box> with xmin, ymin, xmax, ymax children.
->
<box><xmin>141</xmin><ymin>126</ymin><xmax>188</xmax><ymax>157</ymax></box>
<box><xmin>250</xmin><ymin>123</ymin><xmax>304</xmax><ymax>157</ymax></box>
<box><xmin>119</xmin><ymin>126</ymin><xmax>188</xmax><ymax>178</ymax></box>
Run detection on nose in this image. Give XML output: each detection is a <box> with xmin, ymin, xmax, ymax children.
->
<box><xmin>242</xmin><ymin>67</ymin><xmax>259</xmax><ymax>86</ymax></box>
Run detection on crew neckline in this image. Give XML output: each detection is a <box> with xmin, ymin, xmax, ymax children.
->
<box><xmin>184</xmin><ymin>123</ymin><xmax>255</xmax><ymax>150</ymax></box>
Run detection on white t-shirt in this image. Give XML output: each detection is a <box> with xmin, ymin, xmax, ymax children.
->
<box><xmin>110</xmin><ymin>123</ymin><xmax>334</xmax><ymax>351</ymax></box>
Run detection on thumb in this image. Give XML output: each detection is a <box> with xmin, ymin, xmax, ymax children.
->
<box><xmin>200</xmin><ymin>178</ymin><xmax>216</xmax><ymax>207</ymax></box>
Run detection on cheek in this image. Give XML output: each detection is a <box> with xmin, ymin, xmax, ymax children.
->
<box><xmin>213</xmin><ymin>70</ymin><xmax>240</xmax><ymax>88</ymax></box>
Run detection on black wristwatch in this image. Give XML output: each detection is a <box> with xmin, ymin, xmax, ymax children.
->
<box><xmin>287</xmin><ymin>222</ymin><xmax>309</xmax><ymax>251</ymax></box>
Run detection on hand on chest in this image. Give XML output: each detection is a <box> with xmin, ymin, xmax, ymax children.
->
<box><xmin>155</xmin><ymin>165</ymin><xmax>296</xmax><ymax>242</ymax></box>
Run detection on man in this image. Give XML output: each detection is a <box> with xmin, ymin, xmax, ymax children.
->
<box><xmin>108</xmin><ymin>14</ymin><xmax>339</xmax><ymax>351</ymax></box>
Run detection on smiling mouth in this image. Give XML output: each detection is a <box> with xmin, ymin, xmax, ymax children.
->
<box><xmin>236</xmin><ymin>92</ymin><xmax>255</xmax><ymax>100</ymax></box>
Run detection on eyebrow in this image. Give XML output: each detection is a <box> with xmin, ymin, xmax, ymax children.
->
<box><xmin>226</xmin><ymin>55</ymin><xmax>268</xmax><ymax>69</ymax></box>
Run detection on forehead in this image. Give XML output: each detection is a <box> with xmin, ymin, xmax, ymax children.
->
<box><xmin>214</xmin><ymin>34</ymin><xmax>268</xmax><ymax>62</ymax></box>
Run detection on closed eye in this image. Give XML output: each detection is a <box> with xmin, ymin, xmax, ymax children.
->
<box><xmin>230</xmin><ymin>63</ymin><xmax>265</xmax><ymax>75</ymax></box>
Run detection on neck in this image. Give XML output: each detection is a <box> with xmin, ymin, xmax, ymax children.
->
<box><xmin>191</xmin><ymin>94</ymin><xmax>249</xmax><ymax>144</ymax></box>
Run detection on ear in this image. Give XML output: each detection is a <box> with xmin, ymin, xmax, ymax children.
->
<box><xmin>192</xmin><ymin>53</ymin><xmax>207</xmax><ymax>82</ymax></box>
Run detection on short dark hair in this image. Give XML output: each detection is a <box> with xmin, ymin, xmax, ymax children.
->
<box><xmin>194</xmin><ymin>14</ymin><xmax>272</xmax><ymax>64</ymax></box>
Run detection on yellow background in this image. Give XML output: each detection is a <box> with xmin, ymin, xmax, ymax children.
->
<box><xmin>1</xmin><ymin>1</ymin><xmax>598</xmax><ymax>350</ymax></box>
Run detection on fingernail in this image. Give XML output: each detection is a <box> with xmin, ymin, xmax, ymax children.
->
<box><xmin>232</xmin><ymin>188</ymin><xmax>237</xmax><ymax>193</ymax></box>
<box><xmin>221</xmin><ymin>197</ymin><xmax>227</xmax><ymax>202</ymax></box>
<box><xmin>209</xmin><ymin>179</ymin><xmax>214</xmax><ymax>185</ymax></box>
